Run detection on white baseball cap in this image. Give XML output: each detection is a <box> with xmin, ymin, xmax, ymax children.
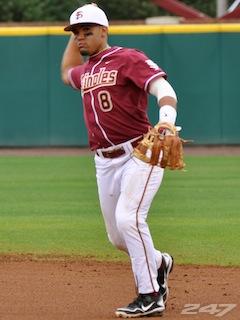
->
<box><xmin>64</xmin><ymin>4</ymin><xmax>109</xmax><ymax>31</ymax></box>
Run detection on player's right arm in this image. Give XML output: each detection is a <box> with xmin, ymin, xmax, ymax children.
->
<box><xmin>61</xmin><ymin>35</ymin><xmax>84</xmax><ymax>85</ymax></box>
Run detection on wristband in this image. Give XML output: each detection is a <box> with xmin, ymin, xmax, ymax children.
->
<box><xmin>159</xmin><ymin>105</ymin><xmax>177</xmax><ymax>125</ymax></box>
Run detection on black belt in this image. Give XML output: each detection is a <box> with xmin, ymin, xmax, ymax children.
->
<box><xmin>96</xmin><ymin>137</ymin><xmax>142</xmax><ymax>159</ymax></box>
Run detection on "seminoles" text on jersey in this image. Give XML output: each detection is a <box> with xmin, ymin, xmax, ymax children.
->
<box><xmin>81</xmin><ymin>67</ymin><xmax>118</xmax><ymax>93</ymax></box>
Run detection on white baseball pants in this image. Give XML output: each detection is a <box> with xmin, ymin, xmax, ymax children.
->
<box><xmin>94</xmin><ymin>141</ymin><xmax>164</xmax><ymax>294</ymax></box>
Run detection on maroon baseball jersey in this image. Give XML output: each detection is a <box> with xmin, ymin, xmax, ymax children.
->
<box><xmin>68</xmin><ymin>46</ymin><xmax>166</xmax><ymax>150</ymax></box>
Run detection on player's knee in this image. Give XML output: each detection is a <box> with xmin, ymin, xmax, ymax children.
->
<box><xmin>117</xmin><ymin>215</ymin><xmax>147</xmax><ymax>235</ymax></box>
<box><xmin>107</xmin><ymin>233</ymin><xmax>127</xmax><ymax>251</ymax></box>
<box><xmin>116</xmin><ymin>215</ymin><xmax>135</xmax><ymax>234</ymax></box>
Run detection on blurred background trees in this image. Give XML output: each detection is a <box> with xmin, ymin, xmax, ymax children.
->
<box><xmin>0</xmin><ymin>0</ymin><xmax>236</xmax><ymax>22</ymax></box>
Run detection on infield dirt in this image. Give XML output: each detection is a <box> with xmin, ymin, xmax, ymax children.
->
<box><xmin>0</xmin><ymin>256</ymin><xmax>239</xmax><ymax>320</ymax></box>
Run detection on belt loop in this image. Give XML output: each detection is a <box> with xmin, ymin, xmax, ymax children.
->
<box><xmin>96</xmin><ymin>150</ymin><xmax>103</xmax><ymax>158</ymax></box>
<box><xmin>124</xmin><ymin>140</ymin><xmax>133</xmax><ymax>153</ymax></box>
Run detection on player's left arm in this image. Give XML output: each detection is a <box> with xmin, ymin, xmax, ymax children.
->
<box><xmin>135</xmin><ymin>78</ymin><xmax>187</xmax><ymax>169</ymax></box>
<box><xmin>149</xmin><ymin>77</ymin><xmax>177</xmax><ymax>125</ymax></box>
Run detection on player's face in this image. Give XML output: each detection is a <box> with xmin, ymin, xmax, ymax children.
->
<box><xmin>72</xmin><ymin>24</ymin><xmax>108</xmax><ymax>56</ymax></box>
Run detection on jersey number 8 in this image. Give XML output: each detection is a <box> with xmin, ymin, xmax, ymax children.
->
<box><xmin>98</xmin><ymin>90</ymin><xmax>113</xmax><ymax>112</ymax></box>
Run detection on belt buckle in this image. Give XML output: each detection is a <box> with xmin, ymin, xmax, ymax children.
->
<box><xmin>104</xmin><ymin>146</ymin><xmax>124</xmax><ymax>158</ymax></box>
<box><xmin>105</xmin><ymin>150</ymin><xmax>114</xmax><ymax>156</ymax></box>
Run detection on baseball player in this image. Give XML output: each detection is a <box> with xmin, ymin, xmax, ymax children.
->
<box><xmin>61</xmin><ymin>4</ymin><xmax>176</xmax><ymax>318</ymax></box>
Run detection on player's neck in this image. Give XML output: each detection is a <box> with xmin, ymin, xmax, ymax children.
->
<box><xmin>91</xmin><ymin>44</ymin><xmax>111</xmax><ymax>57</ymax></box>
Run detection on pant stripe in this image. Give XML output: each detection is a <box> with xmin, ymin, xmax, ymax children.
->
<box><xmin>135</xmin><ymin>165</ymin><xmax>156</xmax><ymax>293</ymax></box>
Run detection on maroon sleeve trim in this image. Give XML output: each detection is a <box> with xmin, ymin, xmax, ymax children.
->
<box><xmin>144</xmin><ymin>72</ymin><xmax>167</xmax><ymax>92</ymax></box>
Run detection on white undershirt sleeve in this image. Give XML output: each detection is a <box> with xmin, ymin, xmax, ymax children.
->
<box><xmin>149</xmin><ymin>77</ymin><xmax>177</xmax><ymax>124</ymax></box>
<box><xmin>149</xmin><ymin>77</ymin><xmax>177</xmax><ymax>103</ymax></box>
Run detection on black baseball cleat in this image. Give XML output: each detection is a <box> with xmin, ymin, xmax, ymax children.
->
<box><xmin>115</xmin><ymin>292</ymin><xmax>165</xmax><ymax>318</ymax></box>
<box><xmin>157</xmin><ymin>252</ymin><xmax>174</xmax><ymax>305</ymax></box>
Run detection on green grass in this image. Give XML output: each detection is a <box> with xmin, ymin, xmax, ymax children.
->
<box><xmin>0</xmin><ymin>155</ymin><xmax>239</xmax><ymax>266</ymax></box>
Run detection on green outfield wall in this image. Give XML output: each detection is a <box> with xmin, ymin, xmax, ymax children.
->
<box><xmin>0</xmin><ymin>24</ymin><xmax>240</xmax><ymax>146</ymax></box>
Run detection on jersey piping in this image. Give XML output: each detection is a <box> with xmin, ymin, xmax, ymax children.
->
<box><xmin>68</xmin><ymin>68</ymin><xmax>78</xmax><ymax>89</ymax></box>
<box><xmin>144</xmin><ymin>72</ymin><xmax>166</xmax><ymax>92</ymax></box>
<box><xmin>87</xmin><ymin>47</ymin><xmax>123</xmax><ymax>146</ymax></box>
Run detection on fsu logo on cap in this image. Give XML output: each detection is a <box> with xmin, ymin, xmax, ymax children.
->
<box><xmin>76</xmin><ymin>11</ymin><xmax>83</xmax><ymax>19</ymax></box>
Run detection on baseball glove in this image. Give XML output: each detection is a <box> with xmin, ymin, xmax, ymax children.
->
<box><xmin>133</xmin><ymin>122</ymin><xmax>187</xmax><ymax>170</ymax></box>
